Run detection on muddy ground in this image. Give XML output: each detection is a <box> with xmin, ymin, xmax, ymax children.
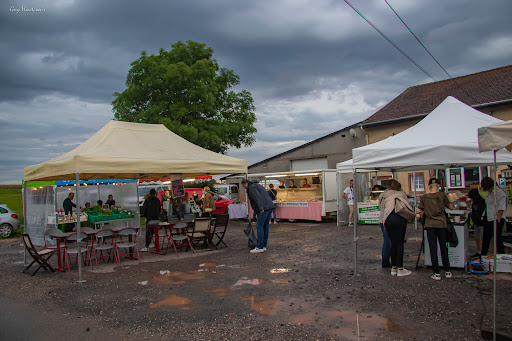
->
<box><xmin>0</xmin><ymin>220</ymin><xmax>511</xmax><ymax>341</ymax></box>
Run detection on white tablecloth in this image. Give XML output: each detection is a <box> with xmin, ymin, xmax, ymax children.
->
<box><xmin>228</xmin><ymin>203</ymin><xmax>247</xmax><ymax>219</ymax></box>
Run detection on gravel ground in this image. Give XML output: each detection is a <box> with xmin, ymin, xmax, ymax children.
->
<box><xmin>0</xmin><ymin>220</ymin><xmax>511</xmax><ymax>341</ymax></box>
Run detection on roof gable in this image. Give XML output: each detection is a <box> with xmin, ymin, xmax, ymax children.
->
<box><xmin>363</xmin><ymin>64</ymin><xmax>512</xmax><ymax>126</ymax></box>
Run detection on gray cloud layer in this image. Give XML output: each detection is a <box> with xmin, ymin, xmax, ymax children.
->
<box><xmin>1</xmin><ymin>0</ymin><xmax>512</xmax><ymax>182</ymax></box>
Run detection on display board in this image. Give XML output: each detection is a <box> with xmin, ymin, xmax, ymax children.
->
<box><xmin>357</xmin><ymin>202</ymin><xmax>380</xmax><ymax>224</ymax></box>
<box><xmin>424</xmin><ymin>224</ymin><xmax>468</xmax><ymax>268</ymax></box>
<box><xmin>171</xmin><ymin>179</ymin><xmax>185</xmax><ymax>197</ymax></box>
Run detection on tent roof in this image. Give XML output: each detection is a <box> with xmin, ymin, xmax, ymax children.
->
<box><xmin>24</xmin><ymin>121</ymin><xmax>247</xmax><ymax>181</ymax></box>
<box><xmin>352</xmin><ymin>96</ymin><xmax>512</xmax><ymax>171</ymax></box>
<box><xmin>478</xmin><ymin>120</ymin><xmax>512</xmax><ymax>152</ymax></box>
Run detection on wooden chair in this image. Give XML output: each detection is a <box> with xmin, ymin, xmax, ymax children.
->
<box><xmin>211</xmin><ymin>214</ymin><xmax>229</xmax><ymax>248</ymax></box>
<box><xmin>21</xmin><ymin>233</ymin><xmax>56</xmax><ymax>276</ymax></box>
<box><xmin>190</xmin><ymin>217</ymin><xmax>211</xmax><ymax>248</ymax></box>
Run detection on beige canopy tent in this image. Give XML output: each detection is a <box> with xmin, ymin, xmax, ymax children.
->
<box><xmin>24</xmin><ymin>120</ymin><xmax>247</xmax><ymax>181</ymax></box>
<box><xmin>23</xmin><ymin>120</ymin><xmax>247</xmax><ymax>282</ymax></box>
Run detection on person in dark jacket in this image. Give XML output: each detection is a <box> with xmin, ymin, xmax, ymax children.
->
<box><xmin>242</xmin><ymin>179</ymin><xmax>274</xmax><ymax>253</ymax></box>
<box><xmin>141</xmin><ymin>189</ymin><xmax>161</xmax><ymax>252</ymax></box>
<box><xmin>468</xmin><ymin>188</ymin><xmax>486</xmax><ymax>258</ymax></box>
<box><xmin>63</xmin><ymin>193</ymin><xmax>77</xmax><ymax>232</ymax></box>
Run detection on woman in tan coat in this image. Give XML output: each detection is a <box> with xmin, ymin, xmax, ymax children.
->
<box><xmin>202</xmin><ymin>186</ymin><xmax>215</xmax><ymax>217</ymax></box>
<box><xmin>379</xmin><ymin>180</ymin><xmax>412</xmax><ymax>277</ymax></box>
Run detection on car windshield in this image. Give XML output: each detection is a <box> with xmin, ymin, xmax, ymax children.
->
<box><xmin>216</xmin><ymin>187</ymin><xmax>227</xmax><ymax>194</ymax></box>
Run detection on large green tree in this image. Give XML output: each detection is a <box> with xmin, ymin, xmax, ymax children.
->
<box><xmin>112</xmin><ymin>40</ymin><xmax>257</xmax><ymax>153</ymax></box>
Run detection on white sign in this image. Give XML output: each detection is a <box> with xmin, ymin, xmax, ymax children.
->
<box><xmin>357</xmin><ymin>202</ymin><xmax>380</xmax><ymax>224</ymax></box>
<box><xmin>424</xmin><ymin>224</ymin><xmax>467</xmax><ymax>268</ymax></box>
<box><xmin>278</xmin><ymin>202</ymin><xmax>308</xmax><ymax>207</ymax></box>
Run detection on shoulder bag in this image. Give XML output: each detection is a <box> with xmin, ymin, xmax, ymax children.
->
<box><xmin>395</xmin><ymin>197</ymin><xmax>416</xmax><ymax>221</ymax></box>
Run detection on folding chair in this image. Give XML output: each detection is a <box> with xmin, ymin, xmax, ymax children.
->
<box><xmin>190</xmin><ymin>217</ymin><xmax>211</xmax><ymax>249</ymax></box>
<box><xmin>211</xmin><ymin>214</ymin><xmax>229</xmax><ymax>248</ymax></box>
<box><xmin>183</xmin><ymin>213</ymin><xmax>196</xmax><ymax>222</ymax></box>
<box><xmin>114</xmin><ymin>227</ymin><xmax>140</xmax><ymax>264</ymax></box>
<box><xmin>169</xmin><ymin>222</ymin><xmax>194</xmax><ymax>256</ymax></box>
<box><xmin>21</xmin><ymin>233</ymin><xmax>55</xmax><ymax>276</ymax></box>
<box><xmin>91</xmin><ymin>229</ymin><xmax>115</xmax><ymax>268</ymax></box>
<box><xmin>64</xmin><ymin>232</ymin><xmax>93</xmax><ymax>273</ymax></box>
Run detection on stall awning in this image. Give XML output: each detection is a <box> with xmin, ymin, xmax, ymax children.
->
<box><xmin>478</xmin><ymin>120</ymin><xmax>512</xmax><ymax>152</ymax></box>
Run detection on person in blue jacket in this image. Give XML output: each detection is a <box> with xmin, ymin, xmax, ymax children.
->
<box><xmin>242</xmin><ymin>179</ymin><xmax>275</xmax><ymax>253</ymax></box>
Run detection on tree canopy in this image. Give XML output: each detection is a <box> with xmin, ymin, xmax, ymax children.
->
<box><xmin>112</xmin><ymin>40</ymin><xmax>257</xmax><ymax>154</ymax></box>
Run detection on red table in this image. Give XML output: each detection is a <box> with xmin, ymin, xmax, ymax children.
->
<box><xmin>147</xmin><ymin>222</ymin><xmax>170</xmax><ymax>254</ymax></box>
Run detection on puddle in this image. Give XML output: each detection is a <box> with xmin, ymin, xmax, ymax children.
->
<box><xmin>240</xmin><ymin>296</ymin><xmax>277</xmax><ymax>315</ymax></box>
<box><xmin>151</xmin><ymin>271</ymin><xmax>206</xmax><ymax>285</ymax></box>
<box><xmin>240</xmin><ymin>296</ymin><xmax>393</xmax><ymax>340</ymax></box>
<box><xmin>270</xmin><ymin>268</ymin><xmax>290</xmax><ymax>273</ymax></box>
<box><xmin>199</xmin><ymin>262</ymin><xmax>218</xmax><ymax>268</ymax></box>
<box><xmin>149</xmin><ymin>294</ymin><xmax>193</xmax><ymax>310</ymax></box>
<box><xmin>232</xmin><ymin>279</ymin><xmax>266</xmax><ymax>287</ymax></box>
<box><xmin>271</xmin><ymin>279</ymin><xmax>292</xmax><ymax>284</ymax></box>
<box><xmin>202</xmin><ymin>287</ymin><xmax>231</xmax><ymax>297</ymax></box>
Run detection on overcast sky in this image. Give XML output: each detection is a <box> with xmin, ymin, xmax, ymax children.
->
<box><xmin>1</xmin><ymin>0</ymin><xmax>511</xmax><ymax>183</ymax></box>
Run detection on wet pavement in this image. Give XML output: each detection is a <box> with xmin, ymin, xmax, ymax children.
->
<box><xmin>1</xmin><ymin>220</ymin><xmax>511</xmax><ymax>340</ymax></box>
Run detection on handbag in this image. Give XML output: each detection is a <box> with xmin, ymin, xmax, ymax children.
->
<box><xmin>395</xmin><ymin>198</ymin><xmax>416</xmax><ymax>221</ymax></box>
<box><xmin>445</xmin><ymin>214</ymin><xmax>459</xmax><ymax>247</ymax></box>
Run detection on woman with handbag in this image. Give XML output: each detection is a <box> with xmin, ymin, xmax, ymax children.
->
<box><xmin>378</xmin><ymin>180</ymin><xmax>413</xmax><ymax>277</ymax></box>
<box><xmin>268</xmin><ymin>184</ymin><xmax>278</xmax><ymax>224</ymax></box>
<box><xmin>202</xmin><ymin>186</ymin><xmax>215</xmax><ymax>217</ymax></box>
<box><xmin>416</xmin><ymin>178</ymin><xmax>454</xmax><ymax>281</ymax></box>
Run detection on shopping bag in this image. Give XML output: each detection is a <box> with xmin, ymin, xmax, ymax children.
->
<box><xmin>244</xmin><ymin>222</ymin><xmax>257</xmax><ymax>249</ymax></box>
<box><xmin>395</xmin><ymin>198</ymin><xmax>415</xmax><ymax>221</ymax></box>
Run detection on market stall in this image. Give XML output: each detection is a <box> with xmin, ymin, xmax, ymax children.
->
<box><xmin>24</xmin><ymin>120</ymin><xmax>247</xmax><ymax>280</ymax></box>
<box><xmin>344</xmin><ymin>96</ymin><xmax>512</xmax><ymax>274</ymax></box>
<box><xmin>227</xmin><ymin>169</ymin><xmax>336</xmax><ymax>222</ymax></box>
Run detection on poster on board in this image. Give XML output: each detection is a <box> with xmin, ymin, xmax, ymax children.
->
<box><xmin>172</xmin><ymin>179</ymin><xmax>185</xmax><ymax>197</ymax></box>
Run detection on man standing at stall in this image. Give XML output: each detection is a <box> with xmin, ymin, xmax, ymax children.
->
<box><xmin>480</xmin><ymin>177</ymin><xmax>508</xmax><ymax>256</ymax></box>
<box><xmin>242</xmin><ymin>179</ymin><xmax>274</xmax><ymax>254</ymax></box>
<box><xmin>63</xmin><ymin>192</ymin><xmax>77</xmax><ymax>232</ymax></box>
<box><xmin>141</xmin><ymin>189</ymin><xmax>161</xmax><ymax>252</ymax></box>
<box><xmin>342</xmin><ymin>179</ymin><xmax>354</xmax><ymax>226</ymax></box>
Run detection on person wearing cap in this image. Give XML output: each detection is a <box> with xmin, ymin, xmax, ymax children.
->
<box><xmin>467</xmin><ymin>188</ymin><xmax>486</xmax><ymax>258</ymax></box>
<box><xmin>480</xmin><ymin>176</ymin><xmax>508</xmax><ymax>256</ymax></box>
<box><xmin>417</xmin><ymin>178</ymin><xmax>454</xmax><ymax>281</ymax></box>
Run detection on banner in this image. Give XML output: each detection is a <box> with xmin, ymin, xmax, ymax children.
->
<box><xmin>277</xmin><ymin>202</ymin><xmax>308</xmax><ymax>207</ymax></box>
<box><xmin>357</xmin><ymin>202</ymin><xmax>380</xmax><ymax>224</ymax></box>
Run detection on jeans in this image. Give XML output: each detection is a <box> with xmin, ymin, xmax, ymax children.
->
<box><xmin>385</xmin><ymin>212</ymin><xmax>407</xmax><ymax>268</ymax></box>
<box><xmin>426</xmin><ymin>228</ymin><xmax>450</xmax><ymax>273</ymax></box>
<box><xmin>256</xmin><ymin>209</ymin><xmax>272</xmax><ymax>249</ymax></box>
<box><xmin>380</xmin><ymin>223</ymin><xmax>392</xmax><ymax>267</ymax></box>
<box><xmin>270</xmin><ymin>207</ymin><xmax>277</xmax><ymax>222</ymax></box>
<box><xmin>481</xmin><ymin>218</ymin><xmax>505</xmax><ymax>255</ymax></box>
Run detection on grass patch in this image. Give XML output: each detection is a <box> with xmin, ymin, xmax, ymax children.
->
<box><xmin>0</xmin><ymin>188</ymin><xmax>24</xmax><ymax>226</ymax></box>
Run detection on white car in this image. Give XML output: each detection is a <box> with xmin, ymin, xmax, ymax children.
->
<box><xmin>0</xmin><ymin>204</ymin><xmax>20</xmax><ymax>238</ymax></box>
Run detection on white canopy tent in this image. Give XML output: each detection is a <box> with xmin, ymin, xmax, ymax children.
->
<box><xmin>353</xmin><ymin>96</ymin><xmax>512</xmax><ymax>171</ymax></box>
<box><xmin>23</xmin><ymin>121</ymin><xmax>248</xmax><ymax>281</ymax></box>
<box><xmin>478</xmin><ymin>120</ymin><xmax>512</xmax><ymax>341</ymax></box>
<box><xmin>346</xmin><ymin>96</ymin><xmax>512</xmax><ymax>275</ymax></box>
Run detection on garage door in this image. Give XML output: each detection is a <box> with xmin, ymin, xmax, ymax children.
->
<box><xmin>291</xmin><ymin>157</ymin><xmax>328</xmax><ymax>171</ymax></box>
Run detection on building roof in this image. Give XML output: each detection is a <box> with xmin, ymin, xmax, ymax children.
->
<box><xmin>248</xmin><ymin>122</ymin><xmax>361</xmax><ymax>169</ymax></box>
<box><xmin>362</xmin><ymin>64</ymin><xmax>512</xmax><ymax>126</ymax></box>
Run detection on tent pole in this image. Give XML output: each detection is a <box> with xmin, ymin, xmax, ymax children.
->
<box><xmin>336</xmin><ymin>172</ymin><xmax>340</xmax><ymax>227</ymax></box>
<box><xmin>23</xmin><ymin>181</ymin><xmax>27</xmax><ymax>266</ymax></box>
<box><xmin>353</xmin><ymin>169</ymin><xmax>358</xmax><ymax>275</ymax></box>
<box><xmin>492</xmin><ymin>152</ymin><xmax>497</xmax><ymax>341</ymax></box>
<box><xmin>413</xmin><ymin>171</ymin><xmax>418</xmax><ymax>230</ymax></box>
<box><xmin>76</xmin><ymin>173</ymin><xmax>84</xmax><ymax>283</ymax></box>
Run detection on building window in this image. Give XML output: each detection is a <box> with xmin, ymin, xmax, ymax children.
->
<box><xmin>409</xmin><ymin>174</ymin><xmax>424</xmax><ymax>191</ymax></box>
<box><xmin>262</xmin><ymin>163</ymin><xmax>267</xmax><ymax>169</ymax></box>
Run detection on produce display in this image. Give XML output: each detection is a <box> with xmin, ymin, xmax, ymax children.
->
<box><xmin>85</xmin><ymin>208</ymin><xmax>134</xmax><ymax>223</ymax></box>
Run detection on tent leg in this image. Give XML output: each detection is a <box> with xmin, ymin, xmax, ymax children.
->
<box><xmin>23</xmin><ymin>181</ymin><xmax>28</xmax><ymax>266</ymax></box>
<box><xmin>76</xmin><ymin>173</ymin><xmax>85</xmax><ymax>284</ymax></box>
<box><xmin>492</xmin><ymin>152</ymin><xmax>497</xmax><ymax>341</ymax></box>
<box><xmin>336</xmin><ymin>173</ymin><xmax>340</xmax><ymax>227</ymax></box>
<box><xmin>353</xmin><ymin>170</ymin><xmax>358</xmax><ymax>275</ymax></box>
<box><xmin>413</xmin><ymin>171</ymin><xmax>418</xmax><ymax>230</ymax></box>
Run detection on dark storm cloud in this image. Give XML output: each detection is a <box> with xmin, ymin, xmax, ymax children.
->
<box><xmin>1</xmin><ymin>0</ymin><xmax>512</xmax><ymax>182</ymax></box>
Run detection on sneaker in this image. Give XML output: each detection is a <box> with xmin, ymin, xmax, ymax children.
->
<box><xmin>348</xmin><ymin>222</ymin><xmax>353</xmax><ymax>226</ymax></box>
<box><xmin>273</xmin><ymin>221</ymin><xmax>277</xmax><ymax>224</ymax></box>
<box><xmin>149</xmin><ymin>243</ymin><xmax>155</xmax><ymax>248</ymax></box>
<box><xmin>262</xmin><ymin>247</ymin><xmax>267</xmax><ymax>251</ymax></box>
<box><xmin>250</xmin><ymin>247</ymin><xmax>265</xmax><ymax>254</ymax></box>
<box><xmin>445</xmin><ymin>271</ymin><xmax>452</xmax><ymax>279</ymax></box>
<box><xmin>391</xmin><ymin>266</ymin><xmax>398</xmax><ymax>276</ymax></box>
<box><xmin>431</xmin><ymin>273</ymin><xmax>442</xmax><ymax>281</ymax></box>
<box><xmin>397</xmin><ymin>268</ymin><xmax>412</xmax><ymax>277</ymax></box>
<box><xmin>141</xmin><ymin>247</ymin><xmax>149</xmax><ymax>252</ymax></box>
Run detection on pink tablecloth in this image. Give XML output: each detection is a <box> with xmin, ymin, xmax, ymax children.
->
<box><xmin>249</xmin><ymin>201</ymin><xmax>323</xmax><ymax>222</ymax></box>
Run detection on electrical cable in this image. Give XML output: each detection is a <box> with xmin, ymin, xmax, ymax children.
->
<box><xmin>383</xmin><ymin>0</ymin><xmax>475</xmax><ymax>101</ymax></box>
<box><xmin>343</xmin><ymin>0</ymin><xmax>436</xmax><ymax>82</ymax></box>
